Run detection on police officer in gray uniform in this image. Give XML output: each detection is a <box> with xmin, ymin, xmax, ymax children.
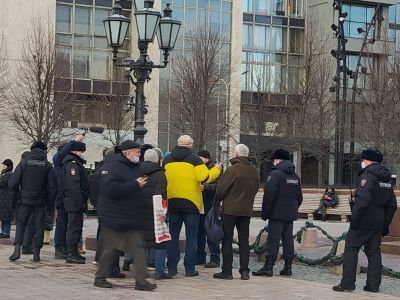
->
<box><xmin>253</xmin><ymin>149</ymin><xmax>303</xmax><ymax>277</ymax></box>
<box><xmin>333</xmin><ymin>149</ymin><xmax>397</xmax><ymax>293</ymax></box>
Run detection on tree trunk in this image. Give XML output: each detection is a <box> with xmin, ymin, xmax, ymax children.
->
<box><xmin>318</xmin><ymin>159</ymin><xmax>324</xmax><ymax>187</ymax></box>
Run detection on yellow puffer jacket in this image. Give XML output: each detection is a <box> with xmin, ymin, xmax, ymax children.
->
<box><xmin>163</xmin><ymin>146</ymin><xmax>221</xmax><ymax>213</ymax></box>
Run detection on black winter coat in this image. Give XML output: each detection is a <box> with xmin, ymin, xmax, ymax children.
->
<box><xmin>62</xmin><ymin>154</ymin><xmax>89</xmax><ymax>212</ymax></box>
<box><xmin>262</xmin><ymin>160</ymin><xmax>303</xmax><ymax>221</ymax></box>
<box><xmin>202</xmin><ymin>160</ymin><xmax>219</xmax><ymax>213</ymax></box>
<box><xmin>351</xmin><ymin>163</ymin><xmax>397</xmax><ymax>232</ymax></box>
<box><xmin>97</xmin><ymin>153</ymin><xmax>146</xmax><ymax>231</ymax></box>
<box><xmin>9</xmin><ymin>149</ymin><xmax>57</xmax><ymax>207</ymax></box>
<box><xmin>0</xmin><ymin>169</ymin><xmax>13</xmax><ymax>221</ymax></box>
<box><xmin>139</xmin><ymin>161</ymin><xmax>168</xmax><ymax>249</ymax></box>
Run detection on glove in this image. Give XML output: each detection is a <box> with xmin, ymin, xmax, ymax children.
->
<box><xmin>382</xmin><ymin>227</ymin><xmax>389</xmax><ymax>237</ymax></box>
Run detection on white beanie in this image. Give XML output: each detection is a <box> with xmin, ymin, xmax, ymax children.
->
<box><xmin>144</xmin><ymin>149</ymin><xmax>159</xmax><ymax>163</ymax></box>
<box><xmin>177</xmin><ymin>135</ymin><xmax>193</xmax><ymax>148</ymax></box>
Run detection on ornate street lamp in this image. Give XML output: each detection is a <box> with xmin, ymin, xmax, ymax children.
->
<box><xmin>103</xmin><ymin>0</ymin><xmax>181</xmax><ymax>145</ymax></box>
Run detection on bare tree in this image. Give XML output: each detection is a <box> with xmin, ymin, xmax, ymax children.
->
<box><xmin>0</xmin><ymin>33</ymin><xmax>9</xmax><ymax>99</ymax></box>
<box><xmin>170</xmin><ymin>25</ymin><xmax>231</xmax><ymax>151</ymax></box>
<box><xmin>290</xmin><ymin>16</ymin><xmax>335</xmax><ymax>185</ymax></box>
<box><xmin>3</xmin><ymin>16</ymin><xmax>70</xmax><ymax>147</ymax></box>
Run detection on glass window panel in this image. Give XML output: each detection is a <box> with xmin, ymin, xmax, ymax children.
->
<box><xmin>389</xmin><ymin>5</ymin><xmax>396</xmax><ymax>24</ymax></box>
<box><xmin>96</xmin><ymin>0</ymin><xmax>113</xmax><ymax>7</ymax></box>
<box><xmin>253</xmin><ymin>52</ymin><xmax>269</xmax><ymax>62</ymax></box>
<box><xmin>210</xmin><ymin>0</ymin><xmax>221</xmax><ymax>10</ymax></box>
<box><xmin>74</xmin><ymin>35</ymin><xmax>92</xmax><ymax>48</ymax></box>
<box><xmin>221</xmin><ymin>12</ymin><xmax>231</xmax><ymax>40</ymax></box>
<box><xmin>254</xmin><ymin>25</ymin><xmax>269</xmax><ymax>50</ymax></box>
<box><xmin>289</xmin><ymin>28</ymin><xmax>303</xmax><ymax>53</ymax></box>
<box><xmin>271</xmin><ymin>53</ymin><xmax>287</xmax><ymax>63</ymax></box>
<box><xmin>95</xmin><ymin>9</ymin><xmax>110</xmax><ymax>36</ymax></box>
<box><xmin>56</xmin><ymin>34</ymin><xmax>72</xmax><ymax>46</ymax></box>
<box><xmin>289</xmin><ymin>0</ymin><xmax>302</xmax><ymax>17</ymax></box>
<box><xmin>366</xmin><ymin>6</ymin><xmax>375</xmax><ymax>22</ymax></box>
<box><xmin>76</xmin><ymin>0</ymin><xmax>93</xmax><ymax>4</ymax></box>
<box><xmin>94</xmin><ymin>37</ymin><xmax>108</xmax><ymax>48</ymax></box>
<box><xmin>92</xmin><ymin>51</ymin><xmax>110</xmax><ymax>80</ymax></box>
<box><xmin>56</xmin><ymin>47</ymin><xmax>71</xmax><ymax>77</ymax></box>
<box><xmin>174</xmin><ymin>0</ymin><xmax>184</xmax><ymax>6</ymax></box>
<box><xmin>75</xmin><ymin>7</ymin><xmax>92</xmax><ymax>34</ymax></box>
<box><xmin>198</xmin><ymin>0</ymin><xmax>208</xmax><ymax>8</ymax></box>
<box><xmin>288</xmin><ymin>55</ymin><xmax>300</xmax><ymax>65</ymax></box>
<box><xmin>252</xmin><ymin>64</ymin><xmax>268</xmax><ymax>91</ymax></box>
<box><xmin>271</xmin><ymin>27</ymin><xmax>287</xmax><ymax>51</ymax></box>
<box><xmin>349</xmin><ymin>22</ymin><xmax>363</xmax><ymax>38</ymax></box>
<box><xmin>210</xmin><ymin>10</ymin><xmax>220</xmax><ymax>33</ymax></box>
<box><xmin>270</xmin><ymin>64</ymin><xmax>286</xmax><ymax>92</ymax></box>
<box><xmin>255</xmin><ymin>0</ymin><xmax>271</xmax><ymax>14</ymax></box>
<box><xmin>243</xmin><ymin>0</ymin><xmax>253</xmax><ymax>13</ymax></box>
<box><xmin>288</xmin><ymin>66</ymin><xmax>298</xmax><ymax>93</ymax></box>
<box><xmin>185</xmin><ymin>0</ymin><xmax>197</xmax><ymax>7</ymax></box>
<box><xmin>350</xmin><ymin>5</ymin><xmax>366</xmax><ymax>23</ymax></box>
<box><xmin>242</xmin><ymin>24</ymin><xmax>253</xmax><ymax>49</ymax></box>
<box><xmin>397</xmin><ymin>30</ymin><xmax>400</xmax><ymax>51</ymax></box>
<box><xmin>222</xmin><ymin>1</ymin><xmax>232</xmax><ymax>11</ymax></box>
<box><xmin>73</xmin><ymin>49</ymin><xmax>91</xmax><ymax>78</ymax></box>
<box><xmin>274</xmin><ymin>0</ymin><xmax>286</xmax><ymax>16</ymax></box>
<box><xmin>397</xmin><ymin>4</ymin><xmax>400</xmax><ymax>24</ymax></box>
<box><xmin>185</xmin><ymin>8</ymin><xmax>197</xmax><ymax>32</ymax></box>
<box><xmin>56</xmin><ymin>5</ymin><xmax>72</xmax><ymax>33</ymax></box>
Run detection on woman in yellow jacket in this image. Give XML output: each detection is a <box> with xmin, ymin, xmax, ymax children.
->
<box><xmin>163</xmin><ymin>135</ymin><xmax>222</xmax><ymax>277</ymax></box>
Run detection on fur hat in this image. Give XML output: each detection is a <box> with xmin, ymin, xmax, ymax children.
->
<box><xmin>197</xmin><ymin>150</ymin><xmax>211</xmax><ymax>160</ymax></box>
<box><xmin>120</xmin><ymin>140</ymin><xmax>140</xmax><ymax>151</ymax></box>
<box><xmin>71</xmin><ymin>141</ymin><xmax>86</xmax><ymax>152</ymax></box>
<box><xmin>272</xmin><ymin>148</ymin><xmax>290</xmax><ymax>161</ymax></box>
<box><xmin>31</xmin><ymin>141</ymin><xmax>48</xmax><ymax>151</ymax></box>
<box><xmin>144</xmin><ymin>149</ymin><xmax>159</xmax><ymax>163</ymax></box>
<box><xmin>177</xmin><ymin>135</ymin><xmax>193</xmax><ymax>148</ymax></box>
<box><xmin>361</xmin><ymin>149</ymin><xmax>383</xmax><ymax>163</ymax></box>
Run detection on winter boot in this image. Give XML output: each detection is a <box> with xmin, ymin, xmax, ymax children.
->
<box><xmin>43</xmin><ymin>230</ymin><xmax>51</xmax><ymax>245</ymax></box>
<box><xmin>252</xmin><ymin>255</ymin><xmax>276</xmax><ymax>277</ymax></box>
<box><xmin>9</xmin><ymin>244</ymin><xmax>21</xmax><ymax>261</ymax></box>
<box><xmin>32</xmin><ymin>249</ymin><xmax>41</xmax><ymax>262</ymax></box>
<box><xmin>55</xmin><ymin>247</ymin><xmax>67</xmax><ymax>259</ymax></box>
<box><xmin>66</xmin><ymin>246</ymin><xmax>85</xmax><ymax>264</ymax></box>
<box><xmin>279</xmin><ymin>259</ymin><xmax>292</xmax><ymax>276</ymax></box>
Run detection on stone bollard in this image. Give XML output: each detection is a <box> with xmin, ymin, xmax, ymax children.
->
<box><xmin>300</xmin><ymin>228</ymin><xmax>318</xmax><ymax>248</ymax></box>
<box><xmin>333</xmin><ymin>240</ymin><xmax>360</xmax><ymax>275</ymax></box>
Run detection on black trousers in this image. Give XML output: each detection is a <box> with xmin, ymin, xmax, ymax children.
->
<box><xmin>66</xmin><ymin>211</ymin><xmax>83</xmax><ymax>249</ymax></box>
<box><xmin>341</xmin><ymin>229</ymin><xmax>382</xmax><ymax>290</ymax></box>
<box><xmin>221</xmin><ymin>214</ymin><xmax>251</xmax><ymax>274</ymax></box>
<box><xmin>95</xmin><ymin>221</ymin><xmax>121</xmax><ymax>276</ymax></box>
<box><xmin>14</xmin><ymin>205</ymin><xmax>45</xmax><ymax>250</ymax></box>
<box><xmin>95</xmin><ymin>227</ymin><xmax>147</xmax><ymax>282</ymax></box>
<box><xmin>265</xmin><ymin>219</ymin><xmax>294</xmax><ymax>260</ymax></box>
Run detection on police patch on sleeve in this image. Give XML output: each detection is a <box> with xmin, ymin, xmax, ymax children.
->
<box><xmin>267</xmin><ymin>176</ymin><xmax>272</xmax><ymax>182</ymax></box>
<box><xmin>70</xmin><ymin>168</ymin><xmax>76</xmax><ymax>176</ymax></box>
<box><xmin>360</xmin><ymin>179</ymin><xmax>367</xmax><ymax>187</ymax></box>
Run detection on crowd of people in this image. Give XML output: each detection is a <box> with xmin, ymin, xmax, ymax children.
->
<box><xmin>0</xmin><ymin>134</ymin><xmax>397</xmax><ymax>294</ymax></box>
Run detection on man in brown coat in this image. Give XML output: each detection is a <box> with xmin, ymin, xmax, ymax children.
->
<box><xmin>213</xmin><ymin>144</ymin><xmax>259</xmax><ymax>281</ymax></box>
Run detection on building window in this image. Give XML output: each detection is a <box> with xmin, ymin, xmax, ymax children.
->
<box><xmin>342</xmin><ymin>4</ymin><xmax>375</xmax><ymax>39</ymax></box>
<box><xmin>273</xmin><ymin>0</ymin><xmax>286</xmax><ymax>16</ymax></box>
<box><xmin>56</xmin><ymin>5</ymin><xmax>72</xmax><ymax>32</ymax></box>
<box><xmin>288</xmin><ymin>0</ymin><xmax>302</xmax><ymax>17</ymax></box>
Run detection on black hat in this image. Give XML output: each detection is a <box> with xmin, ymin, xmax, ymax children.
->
<box><xmin>120</xmin><ymin>140</ymin><xmax>141</xmax><ymax>151</ymax></box>
<box><xmin>361</xmin><ymin>149</ymin><xmax>383</xmax><ymax>163</ymax></box>
<box><xmin>71</xmin><ymin>141</ymin><xmax>86</xmax><ymax>152</ymax></box>
<box><xmin>2</xmin><ymin>159</ymin><xmax>13</xmax><ymax>168</ymax></box>
<box><xmin>197</xmin><ymin>150</ymin><xmax>211</xmax><ymax>159</ymax></box>
<box><xmin>272</xmin><ymin>148</ymin><xmax>290</xmax><ymax>161</ymax></box>
<box><xmin>31</xmin><ymin>141</ymin><xmax>48</xmax><ymax>151</ymax></box>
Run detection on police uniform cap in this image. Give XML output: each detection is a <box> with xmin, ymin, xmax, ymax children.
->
<box><xmin>272</xmin><ymin>148</ymin><xmax>290</xmax><ymax>161</ymax></box>
<box><xmin>71</xmin><ymin>141</ymin><xmax>86</xmax><ymax>152</ymax></box>
<box><xmin>120</xmin><ymin>140</ymin><xmax>141</xmax><ymax>151</ymax></box>
<box><xmin>361</xmin><ymin>149</ymin><xmax>383</xmax><ymax>163</ymax></box>
<box><xmin>31</xmin><ymin>141</ymin><xmax>48</xmax><ymax>151</ymax></box>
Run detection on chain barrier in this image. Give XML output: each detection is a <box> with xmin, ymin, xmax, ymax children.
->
<box><xmin>233</xmin><ymin>221</ymin><xmax>400</xmax><ymax>278</ymax></box>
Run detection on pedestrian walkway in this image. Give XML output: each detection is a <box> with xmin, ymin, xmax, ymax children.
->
<box><xmin>0</xmin><ymin>243</ymin><xmax>398</xmax><ymax>300</ymax></box>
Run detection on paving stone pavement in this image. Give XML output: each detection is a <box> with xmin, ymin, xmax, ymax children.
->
<box><xmin>0</xmin><ymin>217</ymin><xmax>399</xmax><ymax>299</ymax></box>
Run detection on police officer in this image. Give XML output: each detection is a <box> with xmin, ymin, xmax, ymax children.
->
<box><xmin>62</xmin><ymin>141</ymin><xmax>89</xmax><ymax>264</ymax></box>
<box><xmin>9</xmin><ymin>141</ymin><xmax>56</xmax><ymax>262</ymax></box>
<box><xmin>253</xmin><ymin>149</ymin><xmax>302</xmax><ymax>277</ymax></box>
<box><xmin>333</xmin><ymin>149</ymin><xmax>397</xmax><ymax>293</ymax></box>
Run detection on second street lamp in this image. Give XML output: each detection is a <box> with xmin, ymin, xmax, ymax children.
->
<box><xmin>104</xmin><ymin>0</ymin><xmax>181</xmax><ymax>145</ymax></box>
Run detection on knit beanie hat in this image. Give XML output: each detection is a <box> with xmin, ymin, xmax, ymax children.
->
<box><xmin>197</xmin><ymin>150</ymin><xmax>211</xmax><ymax>159</ymax></box>
<box><xmin>361</xmin><ymin>149</ymin><xmax>383</xmax><ymax>163</ymax></box>
<box><xmin>153</xmin><ymin>148</ymin><xmax>163</xmax><ymax>161</ymax></box>
<box><xmin>144</xmin><ymin>149</ymin><xmax>159</xmax><ymax>163</ymax></box>
<box><xmin>120</xmin><ymin>140</ymin><xmax>141</xmax><ymax>151</ymax></box>
<box><xmin>272</xmin><ymin>148</ymin><xmax>290</xmax><ymax>161</ymax></box>
<box><xmin>177</xmin><ymin>135</ymin><xmax>193</xmax><ymax>148</ymax></box>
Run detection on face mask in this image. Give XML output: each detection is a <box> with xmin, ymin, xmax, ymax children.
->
<box><xmin>131</xmin><ymin>156</ymin><xmax>140</xmax><ymax>163</ymax></box>
<box><xmin>361</xmin><ymin>162</ymin><xmax>367</xmax><ymax>169</ymax></box>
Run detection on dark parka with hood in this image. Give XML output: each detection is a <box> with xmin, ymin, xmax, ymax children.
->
<box><xmin>0</xmin><ymin>163</ymin><xmax>13</xmax><ymax>221</ymax></box>
<box><xmin>351</xmin><ymin>163</ymin><xmax>397</xmax><ymax>233</ymax></box>
<box><xmin>262</xmin><ymin>160</ymin><xmax>303</xmax><ymax>221</ymax></box>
